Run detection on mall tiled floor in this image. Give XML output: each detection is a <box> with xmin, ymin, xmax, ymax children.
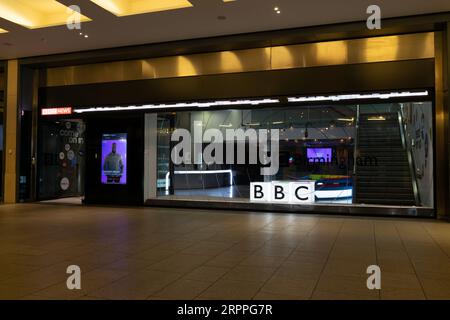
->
<box><xmin>0</xmin><ymin>203</ymin><xmax>450</xmax><ymax>300</ymax></box>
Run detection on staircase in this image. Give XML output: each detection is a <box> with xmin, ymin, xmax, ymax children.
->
<box><xmin>355</xmin><ymin>112</ymin><xmax>417</xmax><ymax>206</ymax></box>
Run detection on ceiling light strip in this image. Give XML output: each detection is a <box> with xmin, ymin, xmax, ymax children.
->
<box><xmin>90</xmin><ymin>0</ymin><xmax>193</xmax><ymax>17</ymax></box>
<box><xmin>0</xmin><ymin>0</ymin><xmax>91</xmax><ymax>29</ymax></box>
<box><xmin>287</xmin><ymin>91</ymin><xmax>429</xmax><ymax>102</ymax></box>
<box><xmin>74</xmin><ymin>98</ymin><xmax>280</xmax><ymax>113</ymax></box>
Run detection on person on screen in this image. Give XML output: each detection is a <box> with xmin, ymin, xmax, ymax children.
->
<box><xmin>103</xmin><ymin>142</ymin><xmax>124</xmax><ymax>183</ymax></box>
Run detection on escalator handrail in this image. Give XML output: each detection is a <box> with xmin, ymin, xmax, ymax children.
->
<box><xmin>398</xmin><ymin>108</ymin><xmax>421</xmax><ymax>206</ymax></box>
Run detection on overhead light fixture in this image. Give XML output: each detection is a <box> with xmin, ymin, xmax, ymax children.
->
<box><xmin>90</xmin><ymin>0</ymin><xmax>193</xmax><ymax>17</ymax></box>
<box><xmin>337</xmin><ymin>118</ymin><xmax>354</xmax><ymax>122</ymax></box>
<box><xmin>274</xmin><ymin>6</ymin><xmax>281</xmax><ymax>14</ymax></box>
<box><xmin>0</xmin><ymin>28</ymin><xmax>9</xmax><ymax>33</ymax></box>
<box><xmin>288</xmin><ymin>90</ymin><xmax>429</xmax><ymax>103</ymax></box>
<box><xmin>367</xmin><ymin>116</ymin><xmax>386</xmax><ymax>121</ymax></box>
<box><xmin>0</xmin><ymin>0</ymin><xmax>91</xmax><ymax>29</ymax></box>
<box><xmin>219</xmin><ymin>123</ymin><xmax>233</xmax><ymax>128</ymax></box>
<box><xmin>272</xmin><ymin>121</ymin><xmax>284</xmax><ymax>125</ymax></box>
<box><xmin>74</xmin><ymin>98</ymin><xmax>279</xmax><ymax>113</ymax></box>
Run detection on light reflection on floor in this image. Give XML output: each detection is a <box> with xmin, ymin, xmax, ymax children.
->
<box><xmin>158</xmin><ymin>186</ymin><xmax>353</xmax><ymax>204</ymax></box>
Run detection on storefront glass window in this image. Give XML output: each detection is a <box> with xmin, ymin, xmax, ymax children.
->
<box><xmin>150</xmin><ymin>101</ymin><xmax>434</xmax><ymax>208</ymax></box>
<box><xmin>38</xmin><ymin>119</ymin><xmax>86</xmax><ymax>200</ymax></box>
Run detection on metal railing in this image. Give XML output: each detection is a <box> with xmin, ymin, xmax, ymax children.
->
<box><xmin>352</xmin><ymin>105</ymin><xmax>360</xmax><ymax>203</ymax></box>
<box><xmin>398</xmin><ymin>108</ymin><xmax>420</xmax><ymax>206</ymax></box>
<box><xmin>353</xmin><ymin>105</ymin><xmax>360</xmax><ymax>175</ymax></box>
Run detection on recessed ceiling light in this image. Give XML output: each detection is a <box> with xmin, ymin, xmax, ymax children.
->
<box><xmin>84</xmin><ymin>34</ymin><xmax>88</xmax><ymax>38</ymax></box>
<box><xmin>0</xmin><ymin>0</ymin><xmax>91</xmax><ymax>29</ymax></box>
<box><xmin>90</xmin><ymin>0</ymin><xmax>193</xmax><ymax>17</ymax></box>
<box><xmin>0</xmin><ymin>28</ymin><xmax>9</xmax><ymax>33</ymax></box>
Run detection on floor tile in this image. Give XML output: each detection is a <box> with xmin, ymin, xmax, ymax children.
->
<box><xmin>196</xmin><ymin>279</ymin><xmax>263</xmax><ymax>300</ymax></box>
<box><xmin>150</xmin><ymin>279</ymin><xmax>211</xmax><ymax>299</ymax></box>
<box><xmin>184</xmin><ymin>266</ymin><xmax>230</xmax><ymax>282</ymax></box>
<box><xmin>1</xmin><ymin>203</ymin><xmax>449</xmax><ymax>300</ymax></box>
<box><xmin>223</xmin><ymin>266</ymin><xmax>276</xmax><ymax>282</ymax></box>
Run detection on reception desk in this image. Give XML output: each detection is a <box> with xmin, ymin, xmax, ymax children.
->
<box><xmin>165</xmin><ymin>170</ymin><xmax>233</xmax><ymax>191</ymax></box>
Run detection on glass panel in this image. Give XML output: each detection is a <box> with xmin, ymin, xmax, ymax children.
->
<box><xmin>38</xmin><ymin>119</ymin><xmax>85</xmax><ymax>199</ymax></box>
<box><xmin>156</xmin><ymin>116</ymin><xmax>171</xmax><ymax>192</ymax></box>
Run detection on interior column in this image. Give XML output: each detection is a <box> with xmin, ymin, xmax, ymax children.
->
<box><xmin>4</xmin><ymin>60</ymin><xmax>18</xmax><ymax>204</ymax></box>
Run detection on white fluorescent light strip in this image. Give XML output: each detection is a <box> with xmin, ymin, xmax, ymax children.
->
<box><xmin>287</xmin><ymin>91</ymin><xmax>429</xmax><ymax>103</ymax></box>
<box><xmin>337</xmin><ymin>118</ymin><xmax>354</xmax><ymax>122</ymax></box>
<box><xmin>74</xmin><ymin>99</ymin><xmax>279</xmax><ymax>113</ymax></box>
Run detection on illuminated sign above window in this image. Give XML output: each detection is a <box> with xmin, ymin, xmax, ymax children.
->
<box><xmin>41</xmin><ymin>107</ymin><xmax>73</xmax><ymax>116</ymax></box>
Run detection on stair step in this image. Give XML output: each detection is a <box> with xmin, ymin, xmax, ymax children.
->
<box><xmin>359</xmin><ymin>129</ymin><xmax>399</xmax><ymax>132</ymax></box>
<box><xmin>358</xmin><ymin>153</ymin><xmax>407</xmax><ymax>157</ymax></box>
<box><xmin>358</xmin><ymin>172</ymin><xmax>412</xmax><ymax>177</ymax></box>
<box><xmin>356</xmin><ymin>177</ymin><xmax>412</xmax><ymax>182</ymax></box>
<box><xmin>355</xmin><ymin>180</ymin><xmax>413</xmax><ymax>185</ymax></box>
<box><xmin>356</xmin><ymin>194</ymin><xmax>414</xmax><ymax>200</ymax></box>
<box><xmin>359</xmin><ymin>122</ymin><xmax>399</xmax><ymax>125</ymax></box>
<box><xmin>355</xmin><ymin>198</ymin><xmax>416</xmax><ymax>205</ymax></box>
<box><xmin>358</xmin><ymin>176</ymin><xmax>412</xmax><ymax>180</ymax></box>
<box><xmin>357</xmin><ymin>170</ymin><xmax>411</xmax><ymax>174</ymax></box>
<box><xmin>359</xmin><ymin>124</ymin><xmax>398</xmax><ymax>126</ymax></box>
<box><xmin>356</xmin><ymin>186</ymin><xmax>413</xmax><ymax>190</ymax></box>
<box><xmin>359</xmin><ymin>141</ymin><xmax>403</xmax><ymax>144</ymax></box>
<box><xmin>355</xmin><ymin>112</ymin><xmax>416</xmax><ymax>206</ymax></box>
<box><xmin>357</xmin><ymin>167</ymin><xmax>410</xmax><ymax>171</ymax></box>
<box><xmin>358</xmin><ymin>136</ymin><xmax>402</xmax><ymax>139</ymax></box>
<box><xmin>358</xmin><ymin>137</ymin><xmax>401</xmax><ymax>140</ymax></box>
<box><xmin>358</xmin><ymin>144</ymin><xmax>404</xmax><ymax>148</ymax></box>
<box><xmin>357</xmin><ymin>155</ymin><xmax>408</xmax><ymax>159</ymax></box>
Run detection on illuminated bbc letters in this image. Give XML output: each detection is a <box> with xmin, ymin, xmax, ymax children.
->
<box><xmin>250</xmin><ymin>181</ymin><xmax>316</xmax><ymax>204</ymax></box>
<box><xmin>270</xmin><ymin>181</ymin><xmax>290</xmax><ymax>203</ymax></box>
<box><xmin>289</xmin><ymin>181</ymin><xmax>315</xmax><ymax>204</ymax></box>
<box><xmin>250</xmin><ymin>182</ymin><xmax>271</xmax><ymax>202</ymax></box>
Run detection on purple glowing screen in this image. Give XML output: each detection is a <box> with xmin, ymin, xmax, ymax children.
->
<box><xmin>307</xmin><ymin>148</ymin><xmax>332</xmax><ymax>162</ymax></box>
<box><xmin>101</xmin><ymin>133</ymin><xmax>127</xmax><ymax>184</ymax></box>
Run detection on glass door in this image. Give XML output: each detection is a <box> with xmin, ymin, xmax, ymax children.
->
<box><xmin>37</xmin><ymin>119</ymin><xmax>86</xmax><ymax>200</ymax></box>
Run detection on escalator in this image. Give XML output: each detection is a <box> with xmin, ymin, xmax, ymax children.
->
<box><xmin>355</xmin><ymin>112</ymin><xmax>417</xmax><ymax>206</ymax></box>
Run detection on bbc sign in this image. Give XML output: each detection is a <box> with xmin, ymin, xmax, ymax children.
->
<box><xmin>250</xmin><ymin>181</ymin><xmax>316</xmax><ymax>204</ymax></box>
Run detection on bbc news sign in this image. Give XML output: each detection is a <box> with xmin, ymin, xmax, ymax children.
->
<box><xmin>41</xmin><ymin>107</ymin><xmax>73</xmax><ymax>116</ymax></box>
<box><xmin>250</xmin><ymin>181</ymin><xmax>316</xmax><ymax>204</ymax></box>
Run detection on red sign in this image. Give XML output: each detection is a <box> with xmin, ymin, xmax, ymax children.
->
<box><xmin>41</xmin><ymin>107</ymin><xmax>73</xmax><ymax>116</ymax></box>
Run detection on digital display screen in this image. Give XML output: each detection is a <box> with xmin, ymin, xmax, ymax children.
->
<box><xmin>307</xmin><ymin>148</ymin><xmax>332</xmax><ymax>162</ymax></box>
<box><xmin>101</xmin><ymin>133</ymin><xmax>127</xmax><ymax>184</ymax></box>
